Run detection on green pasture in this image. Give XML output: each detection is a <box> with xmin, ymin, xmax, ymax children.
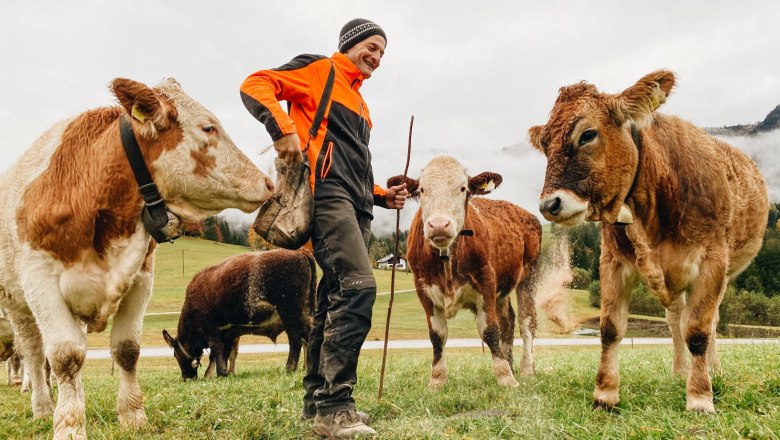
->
<box><xmin>87</xmin><ymin>236</ymin><xmax>599</xmax><ymax>349</ymax></box>
<box><xmin>2</xmin><ymin>345</ymin><xmax>778</xmax><ymax>439</ymax></box>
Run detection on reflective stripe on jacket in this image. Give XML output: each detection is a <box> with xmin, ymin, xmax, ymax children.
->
<box><xmin>240</xmin><ymin>52</ymin><xmax>387</xmax><ymax>216</ymax></box>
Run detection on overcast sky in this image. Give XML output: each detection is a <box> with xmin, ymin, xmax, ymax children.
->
<box><xmin>2</xmin><ymin>1</ymin><xmax>779</xmax><ymax>233</ymax></box>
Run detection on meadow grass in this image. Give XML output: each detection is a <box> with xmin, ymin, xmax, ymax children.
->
<box><xmin>86</xmin><ymin>237</ymin><xmax>594</xmax><ymax>349</ymax></box>
<box><xmin>2</xmin><ymin>344</ymin><xmax>778</xmax><ymax>439</ymax></box>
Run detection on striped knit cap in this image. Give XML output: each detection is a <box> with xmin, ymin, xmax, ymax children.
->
<box><xmin>338</xmin><ymin>18</ymin><xmax>387</xmax><ymax>53</ymax></box>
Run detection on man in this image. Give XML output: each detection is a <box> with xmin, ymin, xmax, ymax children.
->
<box><xmin>240</xmin><ymin>18</ymin><xmax>407</xmax><ymax>438</ymax></box>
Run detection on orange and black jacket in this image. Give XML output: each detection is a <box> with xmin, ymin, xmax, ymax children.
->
<box><xmin>240</xmin><ymin>52</ymin><xmax>387</xmax><ymax>217</ymax></box>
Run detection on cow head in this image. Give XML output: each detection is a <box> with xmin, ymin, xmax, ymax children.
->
<box><xmin>110</xmin><ymin>78</ymin><xmax>274</xmax><ymax>222</ymax></box>
<box><xmin>389</xmin><ymin>155</ymin><xmax>501</xmax><ymax>251</ymax></box>
<box><xmin>162</xmin><ymin>329</ymin><xmax>201</xmax><ymax>380</ymax></box>
<box><xmin>529</xmin><ymin>70</ymin><xmax>675</xmax><ymax>226</ymax></box>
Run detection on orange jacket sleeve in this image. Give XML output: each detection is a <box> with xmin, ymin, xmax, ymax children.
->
<box><xmin>240</xmin><ymin>55</ymin><xmax>327</xmax><ymax>141</ymax></box>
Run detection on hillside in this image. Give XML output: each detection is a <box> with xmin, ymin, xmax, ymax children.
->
<box><xmin>706</xmin><ymin>104</ymin><xmax>780</xmax><ymax>136</ymax></box>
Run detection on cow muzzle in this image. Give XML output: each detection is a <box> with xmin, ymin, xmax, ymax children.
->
<box><xmin>424</xmin><ymin>215</ymin><xmax>457</xmax><ymax>249</ymax></box>
<box><xmin>538</xmin><ymin>190</ymin><xmax>588</xmax><ymax>226</ymax></box>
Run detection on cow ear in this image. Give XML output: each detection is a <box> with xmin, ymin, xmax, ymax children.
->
<box><xmin>387</xmin><ymin>175</ymin><xmax>420</xmax><ymax>199</ymax></box>
<box><xmin>609</xmin><ymin>70</ymin><xmax>675</xmax><ymax>127</ymax></box>
<box><xmin>468</xmin><ymin>172</ymin><xmax>503</xmax><ymax>195</ymax></box>
<box><xmin>162</xmin><ymin>329</ymin><xmax>177</xmax><ymax>348</ymax></box>
<box><xmin>110</xmin><ymin>78</ymin><xmax>169</xmax><ymax>136</ymax></box>
<box><xmin>528</xmin><ymin>125</ymin><xmax>545</xmax><ymax>153</ymax></box>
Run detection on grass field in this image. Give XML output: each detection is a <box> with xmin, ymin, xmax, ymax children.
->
<box><xmin>2</xmin><ymin>345</ymin><xmax>778</xmax><ymax>439</ymax></box>
<box><xmin>86</xmin><ymin>236</ymin><xmax>599</xmax><ymax>349</ymax></box>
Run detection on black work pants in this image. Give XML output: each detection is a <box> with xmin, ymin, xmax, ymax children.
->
<box><xmin>303</xmin><ymin>196</ymin><xmax>376</xmax><ymax>417</ymax></box>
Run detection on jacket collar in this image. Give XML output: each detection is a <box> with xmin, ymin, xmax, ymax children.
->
<box><xmin>331</xmin><ymin>52</ymin><xmax>364</xmax><ymax>89</ymax></box>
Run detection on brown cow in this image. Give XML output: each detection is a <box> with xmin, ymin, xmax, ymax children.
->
<box><xmin>529</xmin><ymin>70</ymin><xmax>769</xmax><ymax>413</ymax></box>
<box><xmin>390</xmin><ymin>155</ymin><xmax>542</xmax><ymax>388</ymax></box>
<box><xmin>162</xmin><ymin>248</ymin><xmax>316</xmax><ymax>380</ymax></box>
<box><xmin>0</xmin><ymin>78</ymin><xmax>273</xmax><ymax>439</ymax></box>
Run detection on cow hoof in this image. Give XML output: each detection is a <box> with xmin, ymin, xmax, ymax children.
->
<box><xmin>53</xmin><ymin>426</ymin><xmax>86</xmax><ymax>440</ymax></box>
<box><xmin>592</xmin><ymin>400</ymin><xmax>620</xmax><ymax>414</ymax></box>
<box><xmin>427</xmin><ymin>378</ymin><xmax>446</xmax><ymax>390</ymax></box>
<box><xmin>686</xmin><ymin>396</ymin><xmax>716</xmax><ymax>414</ymax></box>
<box><xmin>497</xmin><ymin>375</ymin><xmax>519</xmax><ymax>388</ymax></box>
<box><xmin>119</xmin><ymin>409</ymin><xmax>148</xmax><ymax>428</ymax></box>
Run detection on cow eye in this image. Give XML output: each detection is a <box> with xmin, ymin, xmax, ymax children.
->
<box><xmin>419</xmin><ymin>188</ymin><xmax>425</xmax><ymax>194</ymax></box>
<box><xmin>578</xmin><ymin>129</ymin><xmax>597</xmax><ymax>146</ymax></box>
<box><xmin>203</xmin><ymin>124</ymin><xmax>216</xmax><ymax>133</ymax></box>
<box><xmin>460</xmin><ymin>186</ymin><xmax>466</xmax><ymax>192</ymax></box>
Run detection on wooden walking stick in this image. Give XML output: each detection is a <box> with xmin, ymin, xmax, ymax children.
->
<box><xmin>378</xmin><ymin>115</ymin><xmax>414</xmax><ymax>400</ymax></box>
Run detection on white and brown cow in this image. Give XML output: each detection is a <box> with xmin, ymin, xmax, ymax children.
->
<box><xmin>389</xmin><ymin>155</ymin><xmax>542</xmax><ymax>389</ymax></box>
<box><xmin>0</xmin><ymin>78</ymin><xmax>273</xmax><ymax>439</ymax></box>
<box><xmin>529</xmin><ymin>70</ymin><xmax>769</xmax><ymax>413</ymax></box>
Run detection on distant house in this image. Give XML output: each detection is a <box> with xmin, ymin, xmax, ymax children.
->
<box><xmin>376</xmin><ymin>253</ymin><xmax>407</xmax><ymax>270</ymax></box>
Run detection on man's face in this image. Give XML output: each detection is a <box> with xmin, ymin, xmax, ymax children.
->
<box><xmin>345</xmin><ymin>34</ymin><xmax>386</xmax><ymax>79</ymax></box>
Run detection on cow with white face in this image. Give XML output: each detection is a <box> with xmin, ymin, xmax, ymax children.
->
<box><xmin>0</xmin><ymin>78</ymin><xmax>273</xmax><ymax>439</ymax></box>
<box><xmin>390</xmin><ymin>155</ymin><xmax>542</xmax><ymax>389</ymax></box>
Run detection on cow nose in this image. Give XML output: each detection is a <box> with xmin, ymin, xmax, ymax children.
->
<box><xmin>426</xmin><ymin>217</ymin><xmax>451</xmax><ymax>233</ymax></box>
<box><xmin>264</xmin><ymin>176</ymin><xmax>275</xmax><ymax>195</ymax></box>
<box><xmin>540</xmin><ymin>196</ymin><xmax>562</xmax><ymax>216</ymax></box>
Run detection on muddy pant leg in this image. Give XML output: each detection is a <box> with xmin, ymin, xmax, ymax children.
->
<box><xmin>302</xmin><ymin>269</ymin><xmax>336</xmax><ymax>418</ymax></box>
<box><xmin>305</xmin><ymin>196</ymin><xmax>376</xmax><ymax>416</ymax></box>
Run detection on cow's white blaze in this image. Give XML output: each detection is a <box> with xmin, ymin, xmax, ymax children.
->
<box><xmin>418</xmin><ymin>156</ymin><xmax>470</xmax><ymax>250</ymax></box>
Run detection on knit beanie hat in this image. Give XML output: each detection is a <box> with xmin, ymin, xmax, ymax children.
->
<box><xmin>338</xmin><ymin>18</ymin><xmax>387</xmax><ymax>53</ymax></box>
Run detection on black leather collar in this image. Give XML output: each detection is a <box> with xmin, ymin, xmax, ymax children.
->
<box><xmin>119</xmin><ymin>115</ymin><xmax>180</xmax><ymax>243</ymax></box>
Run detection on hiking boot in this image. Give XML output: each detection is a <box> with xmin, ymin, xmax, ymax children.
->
<box><xmin>303</xmin><ymin>410</ymin><xmax>370</xmax><ymax>424</ymax></box>
<box><xmin>312</xmin><ymin>410</ymin><xmax>376</xmax><ymax>439</ymax></box>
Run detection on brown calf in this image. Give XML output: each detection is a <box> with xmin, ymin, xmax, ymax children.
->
<box><xmin>390</xmin><ymin>155</ymin><xmax>542</xmax><ymax>388</ymax></box>
<box><xmin>163</xmin><ymin>248</ymin><xmax>315</xmax><ymax>380</ymax></box>
<box><xmin>529</xmin><ymin>70</ymin><xmax>769</xmax><ymax>413</ymax></box>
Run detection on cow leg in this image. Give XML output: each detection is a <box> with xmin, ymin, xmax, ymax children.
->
<box><xmin>475</xmin><ymin>294</ymin><xmax>518</xmax><ymax>388</ymax></box>
<box><xmin>496</xmin><ymin>296</ymin><xmax>516</xmax><ymax>372</ymax></box>
<box><xmin>228</xmin><ymin>337</ymin><xmax>239</xmax><ymax>376</ymax></box>
<box><xmin>203</xmin><ymin>352</ymin><xmax>216</xmax><ymax>379</ymax></box>
<box><xmin>277</xmin><ymin>304</ymin><xmax>307</xmax><ymax>372</ymax></box>
<box><xmin>593</xmin><ymin>253</ymin><xmax>632</xmax><ymax>410</ymax></box>
<box><xmin>209</xmin><ymin>338</ymin><xmax>228</xmax><ymax>377</ymax></box>
<box><xmin>26</xmin><ymin>295</ymin><xmax>88</xmax><ymax>439</ymax></box>
<box><xmin>681</xmin><ymin>253</ymin><xmax>726</xmax><ymax>414</ymax></box>
<box><xmin>707</xmin><ymin>308</ymin><xmax>722</xmax><ymax>376</ymax></box>
<box><xmin>428</xmin><ymin>305</ymin><xmax>449</xmax><ymax>389</ymax></box>
<box><xmin>516</xmin><ymin>285</ymin><xmax>537</xmax><ymax>376</ymax></box>
<box><xmin>418</xmin><ymin>287</ymin><xmax>449</xmax><ymax>389</ymax></box>
<box><xmin>220</xmin><ymin>336</ymin><xmax>236</xmax><ymax>377</ymax></box>
<box><xmin>665</xmin><ymin>294</ymin><xmax>689</xmax><ymax>377</ymax></box>
<box><xmin>8</xmin><ymin>313</ymin><xmax>52</xmax><ymax>416</ymax></box>
<box><xmin>110</xmin><ymin>270</ymin><xmax>152</xmax><ymax>429</ymax></box>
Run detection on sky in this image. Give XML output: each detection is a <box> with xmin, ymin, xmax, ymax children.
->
<box><xmin>2</xmin><ymin>1</ymin><xmax>779</xmax><ymax>234</ymax></box>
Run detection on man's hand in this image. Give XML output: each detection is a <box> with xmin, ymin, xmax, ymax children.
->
<box><xmin>274</xmin><ymin>133</ymin><xmax>303</xmax><ymax>163</ymax></box>
<box><xmin>385</xmin><ymin>183</ymin><xmax>408</xmax><ymax>209</ymax></box>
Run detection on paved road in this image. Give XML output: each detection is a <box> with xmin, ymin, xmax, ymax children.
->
<box><xmin>86</xmin><ymin>337</ymin><xmax>779</xmax><ymax>360</ymax></box>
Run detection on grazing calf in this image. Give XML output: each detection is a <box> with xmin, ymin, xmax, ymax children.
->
<box><xmin>389</xmin><ymin>156</ymin><xmax>542</xmax><ymax>388</ymax></box>
<box><xmin>163</xmin><ymin>248</ymin><xmax>316</xmax><ymax>380</ymax></box>
<box><xmin>0</xmin><ymin>78</ymin><xmax>273</xmax><ymax>439</ymax></box>
<box><xmin>1</xmin><ymin>315</ymin><xmax>21</xmax><ymax>385</ymax></box>
<box><xmin>529</xmin><ymin>70</ymin><xmax>769</xmax><ymax>413</ymax></box>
